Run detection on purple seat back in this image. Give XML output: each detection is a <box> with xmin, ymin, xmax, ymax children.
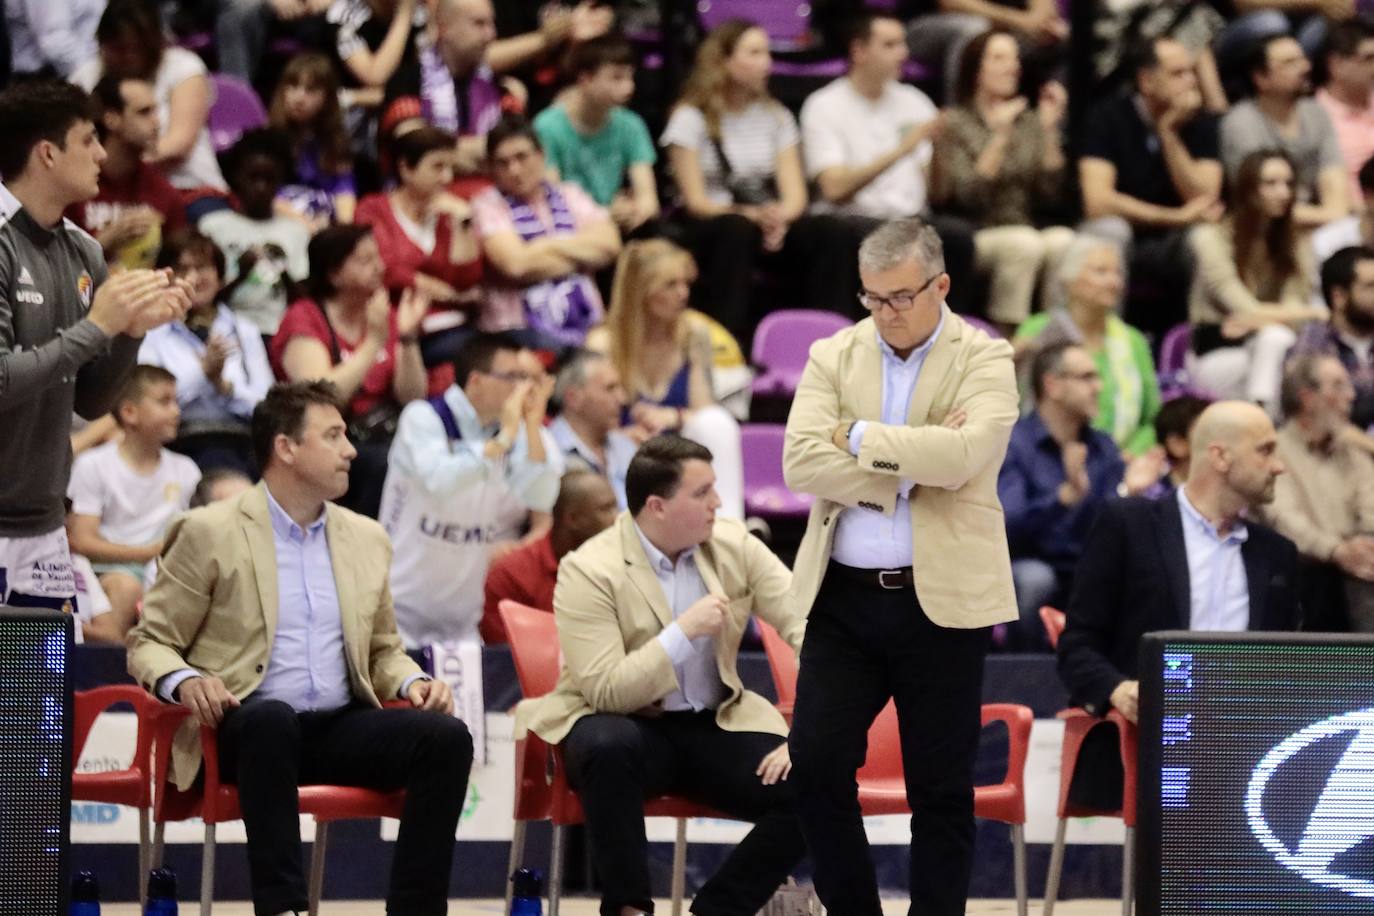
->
<box><xmin>208</xmin><ymin>74</ymin><xmax>268</xmax><ymax>154</ymax></box>
<box><xmin>751</xmin><ymin>309</ymin><xmax>853</xmax><ymax>397</ymax></box>
<box><xmin>1158</xmin><ymin>323</ymin><xmax>1191</xmax><ymax>377</ymax></box>
<box><xmin>697</xmin><ymin>0</ymin><xmax>811</xmax><ymax>49</ymax></box>
<box><xmin>741</xmin><ymin>423</ymin><xmax>813</xmax><ymax>518</ymax></box>
<box><xmin>960</xmin><ymin>315</ymin><xmax>1003</xmax><ymax>338</ymax></box>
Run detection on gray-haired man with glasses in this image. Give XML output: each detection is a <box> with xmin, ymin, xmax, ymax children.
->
<box><xmin>781</xmin><ymin>217</ymin><xmax>1019</xmax><ymax>915</ymax></box>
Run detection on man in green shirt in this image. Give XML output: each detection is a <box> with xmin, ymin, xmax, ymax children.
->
<box><xmin>534</xmin><ymin>34</ymin><xmax>659</xmax><ymax>234</ymax></box>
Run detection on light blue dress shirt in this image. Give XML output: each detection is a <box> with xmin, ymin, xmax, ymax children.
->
<box><xmin>636</xmin><ymin>524</ymin><xmax>727</xmax><ymax>712</ymax></box>
<box><xmin>160</xmin><ymin>487</ymin><xmax>424</xmax><ymax>708</ymax></box>
<box><xmin>831</xmin><ymin>312</ymin><xmax>945</xmax><ymax>569</ymax></box>
<box><xmin>548</xmin><ymin>415</ymin><xmax>637</xmax><ymax>509</ymax></box>
<box><xmin>137</xmin><ymin>306</ymin><xmax>273</xmax><ymax>427</ymax></box>
<box><xmin>1177</xmin><ymin>487</ymin><xmax>1251</xmax><ymax>632</ymax></box>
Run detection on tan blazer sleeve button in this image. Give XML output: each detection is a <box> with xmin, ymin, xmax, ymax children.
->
<box><xmin>255</xmin><ymin>664</ymin><xmax>264</xmax><ymax>673</ymax></box>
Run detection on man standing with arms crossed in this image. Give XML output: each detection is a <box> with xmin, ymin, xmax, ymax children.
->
<box><xmin>783</xmin><ymin>217</ymin><xmax>1019</xmax><ymax>915</ymax></box>
<box><xmin>0</xmin><ymin>79</ymin><xmax>190</xmax><ymax>614</ymax></box>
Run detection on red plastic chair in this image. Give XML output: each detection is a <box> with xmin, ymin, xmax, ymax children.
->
<box><xmin>1040</xmin><ymin>605</ymin><xmax>1067</xmax><ymax>650</ymax></box>
<box><xmin>757</xmin><ymin>621</ymin><xmax>1033</xmax><ymax>916</ymax></box>
<box><xmin>72</xmin><ymin>685</ymin><xmax>161</xmax><ymax>904</ymax></box>
<box><xmin>150</xmin><ymin>703</ymin><xmax>407</xmax><ymax>916</ymax></box>
<box><xmin>1043</xmin><ymin>709</ymin><xmax>1139</xmax><ymax>916</ymax></box>
<box><xmin>1039</xmin><ymin>608</ymin><xmax>1139</xmax><ymax>916</ymax></box>
<box><xmin>500</xmin><ymin>599</ymin><xmax>731</xmax><ymax>916</ymax></box>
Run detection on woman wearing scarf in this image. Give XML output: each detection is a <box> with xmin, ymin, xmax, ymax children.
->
<box><xmin>1015</xmin><ymin>233</ymin><xmax>1163</xmax><ymax>456</ymax></box>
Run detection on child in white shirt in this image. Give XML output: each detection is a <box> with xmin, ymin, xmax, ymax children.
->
<box><xmin>67</xmin><ymin>365</ymin><xmax>201</xmax><ymax>643</ymax></box>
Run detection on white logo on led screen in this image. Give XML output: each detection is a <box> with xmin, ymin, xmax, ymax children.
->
<box><xmin>1245</xmin><ymin>709</ymin><xmax>1374</xmax><ymax>898</ymax></box>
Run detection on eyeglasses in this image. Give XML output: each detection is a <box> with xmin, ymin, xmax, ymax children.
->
<box><xmin>857</xmin><ymin>272</ymin><xmax>943</xmax><ymax>312</ymax></box>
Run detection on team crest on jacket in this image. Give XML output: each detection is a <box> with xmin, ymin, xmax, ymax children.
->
<box><xmin>77</xmin><ymin>271</ymin><xmax>93</xmax><ymax>308</ymax></box>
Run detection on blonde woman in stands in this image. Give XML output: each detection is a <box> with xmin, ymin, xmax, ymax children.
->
<box><xmin>585</xmin><ymin>238</ymin><xmax>746</xmax><ymax>519</ymax></box>
<box><xmin>661</xmin><ymin>18</ymin><xmax>859</xmax><ymax>347</ymax></box>
<box><xmin>1189</xmin><ymin>149</ymin><xmax>1325</xmax><ymax>414</ymax></box>
<box><xmin>933</xmin><ymin>27</ymin><xmax>1074</xmax><ymax>333</ymax></box>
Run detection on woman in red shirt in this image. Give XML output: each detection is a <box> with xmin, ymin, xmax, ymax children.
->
<box><xmin>270</xmin><ymin>224</ymin><xmax>428</xmax><ymax>516</ymax></box>
<box><xmin>355</xmin><ymin>126</ymin><xmax>485</xmax><ymax>366</ymax></box>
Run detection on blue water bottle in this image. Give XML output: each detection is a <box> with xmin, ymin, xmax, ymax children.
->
<box><xmin>510</xmin><ymin>868</ymin><xmax>543</xmax><ymax>916</ymax></box>
<box><xmin>145</xmin><ymin>867</ymin><xmax>178</xmax><ymax>916</ymax></box>
<box><xmin>70</xmin><ymin>870</ymin><xmax>100</xmax><ymax>916</ymax></box>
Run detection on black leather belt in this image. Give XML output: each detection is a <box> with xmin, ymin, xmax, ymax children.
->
<box><xmin>829</xmin><ymin>562</ymin><xmax>914</xmax><ymax>590</ymax></box>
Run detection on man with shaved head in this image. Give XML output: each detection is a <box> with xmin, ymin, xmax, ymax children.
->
<box><xmin>481</xmin><ymin>469</ymin><xmax>619</xmax><ymax>642</ymax></box>
<box><xmin>1057</xmin><ymin>401</ymin><xmax>1301</xmax><ymax>809</ymax></box>
<box><xmin>1060</xmin><ymin>400</ymin><xmax>1301</xmax><ymax>720</ymax></box>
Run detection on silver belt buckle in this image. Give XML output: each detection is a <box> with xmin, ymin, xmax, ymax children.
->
<box><xmin>877</xmin><ymin>569</ymin><xmax>905</xmax><ymax>590</ymax></box>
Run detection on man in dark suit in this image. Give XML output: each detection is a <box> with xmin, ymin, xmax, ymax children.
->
<box><xmin>1060</xmin><ymin>400</ymin><xmax>1301</xmax><ymax>721</ymax></box>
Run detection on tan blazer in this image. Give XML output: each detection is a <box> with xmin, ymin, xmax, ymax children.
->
<box><xmin>515</xmin><ymin>513</ymin><xmax>806</xmax><ymax>745</ymax></box>
<box><xmin>127</xmin><ymin>483</ymin><xmax>423</xmax><ymax>790</ymax></box>
<box><xmin>783</xmin><ymin>310</ymin><xmax>1019</xmax><ymax>629</ymax></box>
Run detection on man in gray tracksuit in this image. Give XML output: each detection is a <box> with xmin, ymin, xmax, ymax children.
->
<box><xmin>0</xmin><ymin>79</ymin><xmax>190</xmax><ymax>613</ymax></box>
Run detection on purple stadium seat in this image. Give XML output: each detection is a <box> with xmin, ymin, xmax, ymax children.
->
<box><xmin>741</xmin><ymin>423</ymin><xmax>813</xmax><ymax>518</ymax></box>
<box><xmin>696</xmin><ymin>0</ymin><xmax>849</xmax><ymax>78</ymax></box>
<box><xmin>960</xmin><ymin>315</ymin><xmax>1003</xmax><ymax>338</ymax></box>
<box><xmin>208</xmin><ymin>74</ymin><xmax>268</xmax><ymax>154</ymax></box>
<box><xmin>751</xmin><ymin>309</ymin><xmax>853</xmax><ymax>398</ymax></box>
<box><xmin>1158</xmin><ymin>323</ymin><xmax>1191</xmax><ymax>377</ymax></box>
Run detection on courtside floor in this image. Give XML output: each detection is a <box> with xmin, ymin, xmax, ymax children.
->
<box><xmin>102</xmin><ymin>900</ymin><xmax>1122</xmax><ymax>914</ymax></box>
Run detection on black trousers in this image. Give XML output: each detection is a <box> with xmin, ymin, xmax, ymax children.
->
<box><xmin>217</xmin><ymin>698</ymin><xmax>474</xmax><ymax>916</ymax></box>
<box><xmin>789</xmin><ymin>565</ymin><xmax>991</xmax><ymax>916</ymax></box>
<box><xmin>562</xmin><ymin>710</ymin><xmax>807</xmax><ymax>916</ymax></box>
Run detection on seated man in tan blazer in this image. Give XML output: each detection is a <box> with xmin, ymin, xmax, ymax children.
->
<box><xmin>516</xmin><ymin>434</ymin><xmax>808</xmax><ymax>916</ymax></box>
<box><xmin>127</xmin><ymin>381</ymin><xmax>473</xmax><ymax>916</ymax></box>
<box><xmin>783</xmin><ymin>217</ymin><xmax>1019</xmax><ymax>916</ymax></box>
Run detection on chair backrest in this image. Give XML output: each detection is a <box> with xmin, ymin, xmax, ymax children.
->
<box><xmin>961</xmin><ymin>315</ymin><xmax>1003</xmax><ymax>339</ymax></box>
<box><xmin>740</xmin><ymin>422</ymin><xmax>786</xmax><ymax>488</ymax></box>
<box><xmin>751</xmin><ymin>309</ymin><xmax>852</xmax><ymax>376</ymax></box>
<box><xmin>72</xmin><ymin>684</ymin><xmax>157</xmax><ymax>771</ymax></box>
<box><xmin>856</xmin><ymin>700</ymin><xmax>904</xmax><ymax>780</ymax></box>
<box><xmin>208</xmin><ymin>74</ymin><xmax>268</xmax><ymax>154</ymax></box>
<box><xmin>1040</xmin><ymin>605</ymin><xmax>1066</xmax><ymax>649</ymax></box>
<box><xmin>696</xmin><ymin>0</ymin><xmax>812</xmax><ymax>49</ymax></box>
<box><xmin>500</xmin><ymin>599</ymin><xmax>562</xmax><ymax>699</ymax></box>
<box><xmin>755</xmin><ymin>619</ymin><xmax>797</xmax><ymax>710</ymax></box>
<box><xmin>1158</xmin><ymin>323</ymin><xmax>1191</xmax><ymax>377</ymax></box>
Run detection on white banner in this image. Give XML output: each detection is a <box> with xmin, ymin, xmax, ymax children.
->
<box><xmin>73</xmin><ymin>714</ymin><xmax>1124</xmax><ymax>848</ymax></box>
<box><xmin>429</xmin><ymin>639</ymin><xmax>487</xmax><ymax>767</ymax></box>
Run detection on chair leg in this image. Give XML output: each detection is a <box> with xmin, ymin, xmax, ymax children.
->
<box><xmin>549</xmin><ymin>824</ymin><xmax>566</xmax><ymax>916</ymax></box>
<box><xmin>151</xmin><ymin>821</ymin><xmax>165</xmax><ymax>869</ymax></box>
<box><xmin>1043</xmin><ymin>817</ymin><xmax>1068</xmax><ymax>916</ymax></box>
<box><xmin>505</xmin><ymin>819</ymin><xmax>527</xmax><ymax>916</ymax></box>
<box><xmin>138</xmin><ymin>809</ymin><xmax>151</xmax><ymax>907</ymax></box>
<box><xmin>671</xmin><ymin>818</ymin><xmax>688</xmax><ymax>916</ymax></box>
<box><xmin>1011</xmin><ymin>823</ymin><xmax>1028</xmax><ymax>916</ymax></box>
<box><xmin>1122</xmin><ymin>825</ymin><xmax>1136</xmax><ymax>916</ymax></box>
<box><xmin>308</xmin><ymin>821</ymin><xmax>328</xmax><ymax>916</ymax></box>
<box><xmin>200</xmin><ymin>823</ymin><xmax>216</xmax><ymax>916</ymax></box>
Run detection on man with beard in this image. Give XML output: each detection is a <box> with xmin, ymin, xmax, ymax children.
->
<box><xmin>1059</xmin><ymin>401</ymin><xmax>1301</xmax><ymax>727</ymax></box>
<box><xmin>1291</xmin><ymin>245</ymin><xmax>1374</xmax><ymax>430</ymax></box>
<box><xmin>1265</xmin><ymin>355</ymin><xmax>1374</xmax><ymax>632</ymax></box>
<box><xmin>1220</xmin><ymin>33</ymin><xmax>1348</xmax><ymax>229</ymax></box>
